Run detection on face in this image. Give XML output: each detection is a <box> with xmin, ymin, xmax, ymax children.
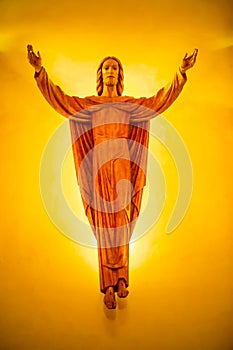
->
<box><xmin>102</xmin><ymin>58</ymin><xmax>119</xmax><ymax>87</ymax></box>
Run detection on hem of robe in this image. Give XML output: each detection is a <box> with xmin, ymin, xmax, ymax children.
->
<box><xmin>98</xmin><ymin>259</ymin><xmax>129</xmax><ymax>294</ymax></box>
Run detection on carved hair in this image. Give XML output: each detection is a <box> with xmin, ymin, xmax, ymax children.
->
<box><xmin>96</xmin><ymin>56</ymin><xmax>124</xmax><ymax>96</ymax></box>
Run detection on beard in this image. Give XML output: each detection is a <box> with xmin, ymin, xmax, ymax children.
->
<box><xmin>104</xmin><ymin>77</ymin><xmax>117</xmax><ymax>87</ymax></box>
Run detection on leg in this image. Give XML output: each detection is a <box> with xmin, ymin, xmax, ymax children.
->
<box><xmin>117</xmin><ymin>278</ymin><xmax>129</xmax><ymax>298</ymax></box>
<box><xmin>104</xmin><ymin>286</ymin><xmax>116</xmax><ymax>309</ymax></box>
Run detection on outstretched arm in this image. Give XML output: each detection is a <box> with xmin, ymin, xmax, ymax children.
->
<box><xmin>132</xmin><ymin>49</ymin><xmax>198</xmax><ymax>118</ymax></box>
<box><xmin>27</xmin><ymin>44</ymin><xmax>89</xmax><ymax>118</ymax></box>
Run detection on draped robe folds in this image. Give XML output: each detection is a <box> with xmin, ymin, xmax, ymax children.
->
<box><xmin>35</xmin><ymin>67</ymin><xmax>187</xmax><ymax>293</ymax></box>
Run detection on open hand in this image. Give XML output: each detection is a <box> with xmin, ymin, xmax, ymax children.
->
<box><xmin>180</xmin><ymin>48</ymin><xmax>198</xmax><ymax>73</ymax></box>
<box><xmin>27</xmin><ymin>44</ymin><xmax>42</xmax><ymax>72</ymax></box>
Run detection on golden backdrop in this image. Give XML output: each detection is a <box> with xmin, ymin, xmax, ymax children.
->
<box><xmin>0</xmin><ymin>0</ymin><xmax>232</xmax><ymax>349</ymax></box>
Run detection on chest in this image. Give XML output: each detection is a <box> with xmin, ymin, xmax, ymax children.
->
<box><xmin>92</xmin><ymin>107</ymin><xmax>130</xmax><ymax>144</ymax></box>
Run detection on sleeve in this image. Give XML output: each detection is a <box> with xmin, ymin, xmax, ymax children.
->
<box><xmin>34</xmin><ymin>67</ymin><xmax>89</xmax><ymax>118</ymax></box>
<box><xmin>131</xmin><ymin>68</ymin><xmax>187</xmax><ymax>121</ymax></box>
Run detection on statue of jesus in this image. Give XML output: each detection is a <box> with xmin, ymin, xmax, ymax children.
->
<box><xmin>27</xmin><ymin>45</ymin><xmax>198</xmax><ymax>309</ymax></box>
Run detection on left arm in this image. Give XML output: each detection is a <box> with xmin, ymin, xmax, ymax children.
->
<box><xmin>131</xmin><ymin>49</ymin><xmax>198</xmax><ymax>117</ymax></box>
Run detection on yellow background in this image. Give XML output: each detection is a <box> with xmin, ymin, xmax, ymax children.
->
<box><xmin>0</xmin><ymin>0</ymin><xmax>232</xmax><ymax>349</ymax></box>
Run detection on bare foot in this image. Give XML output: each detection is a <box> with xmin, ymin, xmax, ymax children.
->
<box><xmin>104</xmin><ymin>287</ymin><xmax>116</xmax><ymax>309</ymax></box>
<box><xmin>117</xmin><ymin>279</ymin><xmax>129</xmax><ymax>298</ymax></box>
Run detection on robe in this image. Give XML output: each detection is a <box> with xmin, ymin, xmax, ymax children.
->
<box><xmin>35</xmin><ymin>67</ymin><xmax>187</xmax><ymax>293</ymax></box>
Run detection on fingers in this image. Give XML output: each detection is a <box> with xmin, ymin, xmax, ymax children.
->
<box><xmin>27</xmin><ymin>44</ymin><xmax>40</xmax><ymax>58</ymax></box>
<box><xmin>183</xmin><ymin>48</ymin><xmax>198</xmax><ymax>61</ymax></box>
<box><xmin>27</xmin><ymin>44</ymin><xmax>40</xmax><ymax>61</ymax></box>
<box><xmin>187</xmin><ymin>52</ymin><xmax>194</xmax><ymax>60</ymax></box>
<box><xmin>27</xmin><ymin>44</ymin><xmax>34</xmax><ymax>54</ymax></box>
<box><xmin>189</xmin><ymin>48</ymin><xmax>198</xmax><ymax>60</ymax></box>
<box><xmin>182</xmin><ymin>48</ymin><xmax>198</xmax><ymax>69</ymax></box>
<box><xmin>192</xmin><ymin>48</ymin><xmax>198</xmax><ymax>62</ymax></box>
<box><xmin>27</xmin><ymin>45</ymin><xmax>40</xmax><ymax>68</ymax></box>
<box><xmin>27</xmin><ymin>44</ymin><xmax>35</xmax><ymax>62</ymax></box>
<box><xmin>188</xmin><ymin>48</ymin><xmax>198</xmax><ymax>66</ymax></box>
<box><xmin>181</xmin><ymin>48</ymin><xmax>198</xmax><ymax>71</ymax></box>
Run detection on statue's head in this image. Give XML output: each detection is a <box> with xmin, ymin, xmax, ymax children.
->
<box><xmin>96</xmin><ymin>56</ymin><xmax>124</xmax><ymax>96</ymax></box>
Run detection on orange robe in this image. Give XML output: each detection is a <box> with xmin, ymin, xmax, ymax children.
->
<box><xmin>35</xmin><ymin>67</ymin><xmax>187</xmax><ymax>292</ymax></box>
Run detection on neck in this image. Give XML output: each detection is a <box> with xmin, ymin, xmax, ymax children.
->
<box><xmin>101</xmin><ymin>85</ymin><xmax>118</xmax><ymax>97</ymax></box>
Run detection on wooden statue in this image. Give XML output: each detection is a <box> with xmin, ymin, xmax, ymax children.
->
<box><xmin>27</xmin><ymin>45</ymin><xmax>198</xmax><ymax>309</ymax></box>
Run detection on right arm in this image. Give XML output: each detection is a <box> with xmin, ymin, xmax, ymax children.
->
<box><xmin>27</xmin><ymin>44</ymin><xmax>88</xmax><ymax>118</ymax></box>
